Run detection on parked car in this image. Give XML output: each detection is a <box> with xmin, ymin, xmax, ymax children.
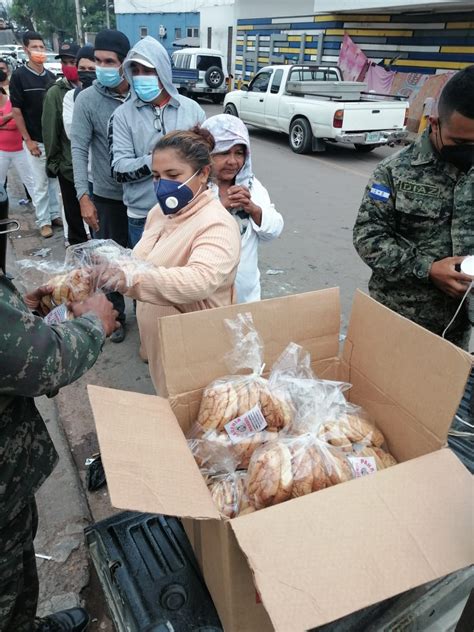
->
<box><xmin>224</xmin><ymin>64</ymin><xmax>409</xmax><ymax>154</ymax></box>
<box><xmin>172</xmin><ymin>47</ymin><xmax>227</xmax><ymax>103</ymax></box>
<box><xmin>44</xmin><ymin>52</ymin><xmax>62</xmax><ymax>76</ymax></box>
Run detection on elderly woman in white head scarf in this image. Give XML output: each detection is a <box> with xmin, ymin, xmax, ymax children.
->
<box><xmin>202</xmin><ymin>114</ymin><xmax>283</xmax><ymax>303</ymax></box>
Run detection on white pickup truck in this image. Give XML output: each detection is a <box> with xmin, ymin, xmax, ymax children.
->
<box><xmin>224</xmin><ymin>65</ymin><xmax>409</xmax><ymax>154</ymax></box>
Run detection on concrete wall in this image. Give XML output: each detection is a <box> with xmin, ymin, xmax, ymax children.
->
<box><xmin>115</xmin><ymin>0</ymin><xmax>233</xmax><ymax>14</ymax></box>
<box><xmin>116</xmin><ymin>12</ymin><xmax>200</xmax><ymax>52</ymax></box>
<box><xmin>237</xmin><ymin>0</ymin><xmax>314</xmax><ymax>19</ymax></box>
<box><xmin>236</xmin><ymin>8</ymin><xmax>474</xmax><ymax>79</ymax></box>
<box><xmin>314</xmin><ymin>0</ymin><xmax>471</xmax><ymax>12</ymax></box>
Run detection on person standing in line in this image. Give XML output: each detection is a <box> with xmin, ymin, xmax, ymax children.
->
<box><xmin>0</xmin><ymin>57</ymin><xmax>32</xmax><ymax>205</ymax></box>
<box><xmin>71</xmin><ymin>29</ymin><xmax>131</xmax><ymax>343</ymax></box>
<box><xmin>42</xmin><ymin>42</ymin><xmax>90</xmax><ymax>246</ymax></box>
<box><xmin>9</xmin><ymin>31</ymin><xmax>62</xmax><ymax>239</ymax></box>
<box><xmin>109</xmin><ymin>36</ymin><xmax>206</xmax><ymax>248</ymax></box>
<box><xmin>100</xmin><ymin>128</ymin><xmax>241</xmax><ymax>394</ymax></box>
<box><xmin>62</xmin><ymin>44</ymin><xmax>96</xmax><ymax>243</ymax></box>
<box><xmin>0</xmin><ymin>58</ymin><xmax>36</xmax><ymax>204</ymax></box>
<box><xmin>203</xmin><ymin>114</ymin><xmax>284</xmax><ymax>303</ymax></box>
<box><xmin>62</xmin><ymin>45</ymin><xmax>96</xmax><ymax>141</ymax></box>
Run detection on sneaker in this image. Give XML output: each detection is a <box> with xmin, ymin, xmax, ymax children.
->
<box><xmin>110</xmin><ymin>322</ymin><xmax>126</xmax><ymax>343</ymax></box>
<box><xmin>52</xmin><ymin>217</ymin><xmax>64</xmax><ymax>228</ymax></box>
<box><xmin>35</xmin><ymin>607</ymin><xmax>90</xmax><ymax>631</ymax></box>
<box><xmin>40</xmin><ymin>225</ymin><xmax>53</xmax><ymax>238</ymax></box>
<box><xmin>18</xmin><ymin>198</ymin><xmax>29</xmax><ymax>205</ymax></box>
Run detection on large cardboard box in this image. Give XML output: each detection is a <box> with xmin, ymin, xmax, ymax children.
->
<box><xmin>89</xmin><ymin>289</ymin><xmax>473</xmax><ymax>631</ymax></box>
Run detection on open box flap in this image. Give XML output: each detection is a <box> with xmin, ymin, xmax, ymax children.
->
<box><xmin>88</xmin><ymin>385</ymin><xmax>220</xmax><ymax>520</ymax></box>
<box><xmin>230</xmin><ymin>450</ymin><xmax>473</xmax><ymax>632</ymax></box>
<box><xmin>159</xmin><ymin>288</ymin><xmax>341</xmax><ymax>397</ymax></box>
<box><xmin>343</xmin><ymin>291</ymin><xmax>472</xmax><ymax>446</ymax></box>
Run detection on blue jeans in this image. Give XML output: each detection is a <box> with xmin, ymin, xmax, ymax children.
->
<box><xmin>128</xmin><ymin>217</ymin><xmax>146</xmax><ymax>248</ymax></box>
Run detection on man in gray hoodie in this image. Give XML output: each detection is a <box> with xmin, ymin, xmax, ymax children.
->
<box><xmin>71</xmin><ymin>29</ymin><xmax>130</xmax><ymax>343</ymax></box>
<box><xmin>110</xmin><ymin>36</ymin><xmax>206</xmax><ymax>247</ymax></box>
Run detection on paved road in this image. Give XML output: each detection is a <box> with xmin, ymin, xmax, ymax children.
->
<box><xmin>202</xmin><ymin>103</ymin><xmax>400</xmax><ymax>327</ymax></box>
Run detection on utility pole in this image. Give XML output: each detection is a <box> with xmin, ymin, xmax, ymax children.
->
<box><xmin>106</xmin><ymin>1</ymin><xmax>110</xmax><ymax>29</ymax></box>
<box><xmin>74</xmin><ymin>0</ymin><xmax>83</xmax><ymax>44</ymax></box>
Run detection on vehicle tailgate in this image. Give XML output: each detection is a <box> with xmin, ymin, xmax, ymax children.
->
<box><xmin>341</xmin><ymin>101</ymin><xmax>406</xmax><ymax>131</ymax></box>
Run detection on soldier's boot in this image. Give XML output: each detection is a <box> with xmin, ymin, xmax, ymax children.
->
<box><xmin>35</xmin><ymin>607</ymin><xmax>90</xmax><ymax>631</ymax></box>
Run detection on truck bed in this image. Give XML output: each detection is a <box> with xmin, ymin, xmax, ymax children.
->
<box><xmin>286</xmin><ymin>80</ymin><xmax>366</xmax><ymax>99</ymax></box>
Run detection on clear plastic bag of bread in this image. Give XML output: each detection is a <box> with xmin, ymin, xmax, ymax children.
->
<box><xmin>187</xmin><ymin>427</ymin><xmax>238</xmax><ymax>476</ymax></box>
<box><xmin>316</xmin><ymin>403</ymin><xmax>386</xmax><ymax>451</ymax></box>
<box><xmin>17</xmin><ymin>239</ymin><xmax>153</xmax><ymax>312</ymax></box>
<box><xmin>207</xmin><ymin>471</ymin><xmax>254</xmax><ymax>518</ymax></box>
<box><xmin>65</xmin><ymin>239</ymin><xmax>152</xmax><ymax>294</ymax></box>
<box><xmin>196</xmin><ymin>313</ymin><xmax>293</xmax><ymax>437</ymax></box>
<box><xmin>267</xmin><ymin>343</ymin><xmax>355</xmax><ymax>436</ymax></box>
<box><xmin>188</xmin><ymin>423</ymin><xmax>281</xmax><ymax>473</ymax></box>
<box><xmin>245</xmin><ymin>433</ymin><xmax>359</xmax><ymax>511</ymax></box>
<box><xmin>348</xmin><ymin>442</ymin><xmax>398</xmax><ymax>474</ymax></box>
<box><xmin>277</xmin><ymin>374</ymin><xmax>353</xmax><ymax>436</ymax></box>
<box><xmin>275</xmin><ymin>365</ymin><xmax>387</xmax><ymax>449</ymax></box>
<box><xmin>16</xmin><ymin>257</ymin><xmax>92</xmax><ymax>314</ymax></box>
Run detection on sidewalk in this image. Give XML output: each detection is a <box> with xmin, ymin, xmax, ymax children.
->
<box><xmin>6</xmin><ymin>177</ymin><xmax>153</xmax><ymax>631</ymax></box>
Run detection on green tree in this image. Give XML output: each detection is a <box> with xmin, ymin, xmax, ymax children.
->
<box><xmin>82</xmin><ymin>0</ymin><xmax>116</xmax><ymax>33</ymax></box>
<box><xmin>9</xmin><ymin>0</ymin><xmax>116</xmax><ymax>41</ymax></box>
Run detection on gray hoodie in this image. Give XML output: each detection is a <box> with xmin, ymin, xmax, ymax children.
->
<box><xmin>71</xmin><ymin>81</ymin><xmax>127</xmax><ymax>201</ymax></box>
<box><xmin>110</xmin><ymin>36</ymin><xmax>206</xmax><ymax>218</ymax></box>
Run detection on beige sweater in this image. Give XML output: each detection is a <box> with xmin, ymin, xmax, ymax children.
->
<box><xmin>127</xmin><ymin>189</ymin><xmax>241</xmax><ymax>394</ymax></box>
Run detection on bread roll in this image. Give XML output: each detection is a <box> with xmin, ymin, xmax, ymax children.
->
<box><xmin>208</xmin><ymin>473</ymin><xmax>246</xmax><ymax>519</ymax></box>
<box><xmin>247</xmin><ymin>442</ymin><xmax>293</xmax><ymax>509</ymax></box>
<box><xmin>197</xmin><ymin>377</ymin><xmax>292</xmax><ymax>435</ymax></box>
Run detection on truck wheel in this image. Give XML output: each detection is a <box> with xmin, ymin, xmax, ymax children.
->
<box><xmin>224</xmin><ymin>103</ymin><xmax>238</xmax><ymax>117</ymax></box>
<box><xmin>205</xmin><ymin>66</ymin><xmax>224</xmax><ymax>89</ymax></box>
<box><xmin>289</xmin><ymin>118</ymin><xmax>313</xmax><ymax>154</ymax></box>
<box><xmin>354</xmin><ymin>144</ymin><xmax>377</xmax><ymax>152</ymax></box>
<box><xmin>212</xmin><ymin>93</ymin><xmax>225</xmax><ymax>104</ymax></box>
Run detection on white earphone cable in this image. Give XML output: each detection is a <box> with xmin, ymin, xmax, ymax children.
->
<box><xmin>442</xmin><ymin>280</ymin><xmax>473</xmax><ymax>339</ymax></box>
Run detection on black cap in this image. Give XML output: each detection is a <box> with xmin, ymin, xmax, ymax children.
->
<box><xmin>94</xmin><ymin>29</ymin><xmax>130</xmax><ymax>59</ymax></box>
<box><xmin>76</xmin><ymin>44</ymin><xmax>95</xmax><ymax>64</ymax></box>
<box><xmin>56</xmin><ymin>42</ymin><xmax>80</xmax><ymax>59</ymax></box>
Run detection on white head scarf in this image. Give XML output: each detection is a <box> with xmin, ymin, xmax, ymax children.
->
<box><xmin>202</xmin><ymin>114</ymin><xmax>253</xmax><ymax>188</ymax></box>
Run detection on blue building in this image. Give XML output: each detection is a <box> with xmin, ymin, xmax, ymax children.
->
<box><xmin>116</xmin><ymin>12</ymin><xmax>200</xmax><ymax>56</ymax></box>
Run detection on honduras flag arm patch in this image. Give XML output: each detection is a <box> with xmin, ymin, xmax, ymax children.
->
<box><xmin>369</xmin><ymin>183</ymin><xmax>391</xmax><ymax>202</ymax></box>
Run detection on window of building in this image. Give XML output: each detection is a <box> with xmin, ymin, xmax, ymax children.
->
<box><xmin>175</xmin><ymin>27</ymin><xmax>182</xmax><ymax>39</ymax></box>
<box><xmin>140</xmin><ymin>26</ymin><xmax>148</xmax><ymax>38</ymax></box>
<box><xmin>187</xmin><ymin>27</ymin><xmax>199</xmax><ymax>38</ymax></box>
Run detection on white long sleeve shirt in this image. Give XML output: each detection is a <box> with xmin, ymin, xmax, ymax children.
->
<box><xmin>210</xmin><ymin>177</ymin><xmax>284</xmax><ymax>303</ymax></box>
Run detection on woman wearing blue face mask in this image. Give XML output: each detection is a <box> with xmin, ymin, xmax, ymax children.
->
<box><xmin>105</xmin><ymin>126</ymin><xmax>241</xmax><ymax>395</ymax></box>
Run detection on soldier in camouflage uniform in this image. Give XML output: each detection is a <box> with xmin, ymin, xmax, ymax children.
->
<box><xmin>0</xmin><ymin>236</ymin><xmax>118</xmax><ymax>632</ymax></box>
<box><xmin>354</xmin><ymin>66</ymin><xmax>474</xmax><ymax>350</ymax></box>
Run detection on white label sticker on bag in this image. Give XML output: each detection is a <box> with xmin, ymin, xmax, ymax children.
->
<box><xmin>348</xmin><ymin>456</ymin><xmax>377</xmax><ymax>477</ymax></box>
<box><xmin>225</xmin><ymin>405</ymin><xmax>267</xmax><ymax>443</ymax></box>
<box><xmin>44</xmin><ymin>303</ymin><xmax>69</xmax><ymax>325</ymax></box>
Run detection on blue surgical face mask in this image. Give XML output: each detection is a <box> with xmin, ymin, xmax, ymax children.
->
<box><xmin>154</xmin><ymin>170</ymin><xmax>201</xmax><ymax>215</ymax></box>
<box><xmin>95</xmin><ymin>65</ymin><xmax>122</xmax><ymax>88</ymax></box>
<box><xmin>133</xmin><ymin>75</ymin><xmax>162</xmax><ymax>103</ymax></box>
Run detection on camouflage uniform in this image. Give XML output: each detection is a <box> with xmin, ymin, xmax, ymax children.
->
<box><xmin>353</xmin><ymin>129</ymin><xmax>474</xmax><ymax>349</ymax></box>
<box><xmin>0</xmin><ymin>273</ymin><xmax>105</xmax><ymax>632</ymax></box>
